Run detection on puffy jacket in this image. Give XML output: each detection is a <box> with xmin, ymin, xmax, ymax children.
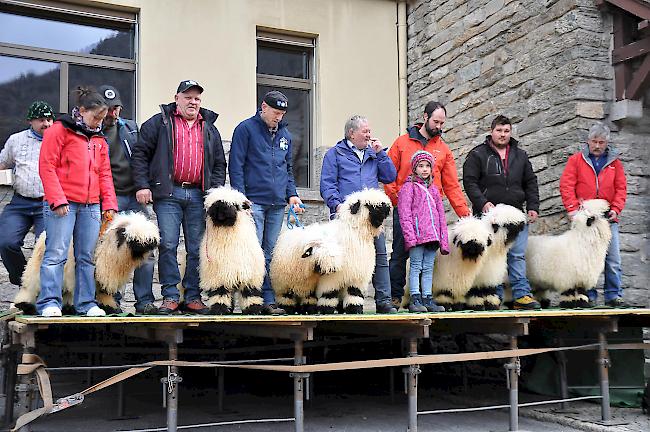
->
<box><xmin>559</xmin><ymin>145</ymin><xmax>627</xmax><ymax>216</ymax></box>
<box><xmin>397</xmin><ymin>175</ymin><xmax>449</xmax><ymax>253</ymax></box>
<box><xmin>131</xmin><ymin>103</ymin><xmax>226</xmax><ymax>199</ymax></box>
<box><xmin>39</xmin><ymin>116</ymin><xmax>117</xmax><ymax>211</ymax></box>
<box><xmin>384</xmin><ymin>125</ymin><xmax>470</xmax><ymax>217</ymax></box>
<box><xmin>462</xmin><ymin>136</ymin><xmax>539</xmax><ymax>217</ymax></box>
<box><xmin>106</xmin><ymin>118</ymin><xmax>139</xmax><ymax>195</ymax></box>
<box><xmin>229</xmin><ymin>111</ymin><xmax>297</xmax><ymax>206</ymax></box>
<box><xmin>320</xmin><ymin>139</ymin><xmax>397</xmax><ymax>216</ymax></box>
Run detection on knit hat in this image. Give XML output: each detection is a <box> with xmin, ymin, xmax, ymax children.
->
<box><xmin>411</xmin><ymin>150</ymin><xmax>434</xmax><ymax>172</ymax></box>
<box><xmin>27</xmin><ymin>101</ymin><xmax>55</xmax><ymax>120</ymax></box>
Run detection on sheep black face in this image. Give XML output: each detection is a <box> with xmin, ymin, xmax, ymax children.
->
<box><xmin>208</xmin><ymin>201</ymin><xmax>238</xmax><ymax>227</ymax></box>
<box><xmin>454</xmin><ymin>236</ymin><xmax>486</xmax><ymax>261</ymax></box>
<box><xmin>586</xmin><ymin>216</ymin><xmax>595</xmax><ymax>227</ymax></box>
<box><xmin>368</xmin><ymin>203</ymin><xmax>391</xmax><ymax>228</ymax></box>
<box><xmin>504</xmin><ymin>222</ymin><xmax>525</xmax><ymax>245</ymax></box>
<box><xmin>116</xmin><ymin>227</ymin><xmax>159</xmax><ymax>259</ymax></box>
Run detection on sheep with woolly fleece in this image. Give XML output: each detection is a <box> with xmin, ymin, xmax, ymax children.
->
<box><xmin>200</xmin><ymin>186</ymin><xmax>265</xmax><ymax>315</ymax></box>
<box><xmin>431</xmin><ymin>216</ymin><xmax>493</xmax><ymax>311</ymax></box>
<box><xmin>14</xmin><ymin>212</ymin><xmax>160</xmax><ymax>314</ymax></box>
<box><xmin>315</xmin><ymin>188</ymin><xmax>391</xmax><ymax>314</ymax></box>
<box><xmin>271</xmin><ymin>224</ymin><xmax>342</xmax><ymax>314</ymax></box>
<box><xmin>526</xmin><ymin>199</ymin><xmax>612</xmax><ymax>308</ymax></box>
<box><xmin>465</xmin><ymin>204</ymin><xmax>527</xmax><ymax>310</ymax></box>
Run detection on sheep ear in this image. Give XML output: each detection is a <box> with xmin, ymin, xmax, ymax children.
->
<box><xmin>586</xmin><ymin>216</ymin><xmax>595</xmax><ymax>226</ymax></box>
<box><xmin>242</xmin><ymin>202</ymin><xmax>251</xmax><ymax>210</ymax></box>
<box><xmin>301</xmin><ymin>247</ymin><xmax>313</xmax><ymax>258</ymax></box>
<box><xmin>492</xmin><ymin>223</ymin><xmax>499</xmax><ymax>233</ymax></box>
<box><xmin>116</xmin><ymin>227</ymin><xmax>127</xmax><ymax>248</ymax></box>
<box><xmin>453</xmin><ymin>235</ymin><xmax>459</xmax><ymax>246</ymax></box>
<box><xmin>487</xmin><ymin>237</ymin><xmax>492</xmax><ymax>247</ymax></box>
<box><xmin>350</xmin><ymin>201</ymin><xmax>361</xmax><ymax>214</ymax></box>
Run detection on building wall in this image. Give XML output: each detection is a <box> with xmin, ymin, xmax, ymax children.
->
<box><xmin>407</xmin><ymin>0</ymin><xmax>649</xmax><ymax>305</ymax></box>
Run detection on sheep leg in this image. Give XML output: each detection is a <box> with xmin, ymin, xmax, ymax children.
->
<box><xmin>559</xmin><ymin>288</ymin><xmax>589</xmax><ymax>309</ymax></box>
<box><xmin>433</xmin><ymin>290</ymin><xmax>454</xmax><ymax>311</ymax></box>
<box><xmin>316</xmin><ymin>278</ymin><xmax>340</xmax><ymax>314</ymax></box>
<box><xmin>206</xmin><ymin>286</ymin><xmax>233</xmax><ymax>315</ymax></box>
<box><xmin>240</xmin><ymin>285</ymin><xmax>263</xmax><ymax>315</ymax></box>
<box><xmin>483</xmin><ymin>286</ymin><xmax>501</xmax><ymax>310</ymax></box>
<box><xmin>276</xmin><ymin>289</ymin><xmax>298</xmax><ymax>315</ymax></box>
<box><xmin>13</xmin><ymin>286</ymin><xmax>39</xmax><ymax>314</ymax></box>
<box><xmin>465</xmin><ymin>287</ymin><xmax>486</xmax><ymax>311</ymax></box>
<box><xmin>62</xmin><ymin>285</ymin><xmax>76</xmax><ymax>315</ymax></box>
<box><xmin>303</xmin><ymin>294</ymin><xmax>318</xmax><ymax>315</ymax></box>
<box><xmin>574</xmin><ymin>288</ymin><xmax>590</xmax><ymax>308</ymax></box>
<box><xmin>533</xmin><ymin>288</ymin><xmax>551</xmax><ymax>309</ymax></box>
<box><xmin>95</xmin><ymin>287</ymin><xmax>122</xmax><ymax>314</ymax></box>
<box><xmin>342</xmin><ymin>286</ymin><xmax>364</xmax><ymax>314</ymax></box>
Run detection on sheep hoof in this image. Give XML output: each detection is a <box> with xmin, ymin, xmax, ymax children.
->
<box><xmin>242</xmin><ymin>304</ymin><xmax>263</xmax><ymax>315</ymax></box>
<box><xmin>344</xmin><ymin>305</ymin><xmax>363</xmax><ymax>314</ymax></box>
<box><xmin>14</xmin><ymin>302</ymin><xmax>36</xmax><ymax>315</ymax></box>
<box><xmin>209</xmin><ymin>304</ymin><xmax>232</xmax><ymax>315</ymax></box>
<box><xmin>99</xmin><ymin>304</ymin><xmax>123</xmax><ymax>315</ymax></box>
<box><xmin>451</xmin><ymin>303</ymin><xmax>466</xmax><ymax>312</ymax></box>
<box><xmin>484</xmin><ymin>302</ymin><xmax>500</xmax><ymax>311</ymax></box>
<box><xmin>540</xmin><ymin>299</ymin><xmax>551</xmax><ymax>309</ymax></box>
<box><xmin>318</xmin><ymin>306</ymin><xmax>336</xmax><ymax>315</ymax></box>
<box><xmin>559</xmin><ymin>301</ymin><xmax>578</xmax><ymax>309</ymax></box>
<box><xmin>283</xmin><ymin>305</ymin><xmax>297</xmax><ymax>315</ymax></box>
<box><xmin>469</xmin><ymin>304</ymin><xmax>485</xmax><ymax>311</ymax></box>
<box><xmin>62</xmin><ymin>305</ymin><xmax>76</xmax><ymax>316</ymax></box>
<box><xmin>303</xmin><ymin>304</ymin><xmax>318</xmax><ymax>315</ymax></box>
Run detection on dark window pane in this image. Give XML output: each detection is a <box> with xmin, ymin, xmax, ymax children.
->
<box><xmin>68</xmin><ymin>66</ymin><xmax>135</xmax><ymax>120</ymax></box>
<box><xmin>0</xmin><ymin>11</ymin><xmax>135</xmax><ymax>59</ymax></box>
<box><xmin>257</xmin><ymin>44</ymin><xmax>310</xmax><ymax>79</ymax></box>
<box><xmin>0</xmin><ymin>56</ymin><xmax>59</xmax><ymax>150</ymax></box>
<box><xmin>257</xmin><ymin>85</ymin><xmax>310</xmax><ymax>188</ymax></box>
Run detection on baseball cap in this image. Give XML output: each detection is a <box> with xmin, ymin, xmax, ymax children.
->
<box><xmin>177</xmin><ymin>80</ymin><xmax>204</xmax><ymax>94</ymax></box>
<box><xmin>98</xmin><ymin>85</ymin><xmax>123</xmax><ymax>107</ymax></box>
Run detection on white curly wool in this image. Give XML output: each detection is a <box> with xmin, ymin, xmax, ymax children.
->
<box><xmin>526</xmin><ymin>199</ymin><xmax>612</xmax><ymax>307</ymax></box>
<box><xmin>200</xmin><ymin>186</ymin><xmax>265</xmax><ymax>314</ymax></box>
<box><xmin>270</xmin><ymin>223</ymin><xmax>342</xmax><ymax>313</ymax></box>
<box><xmin>431</xmin><ymin>216</ymin><xmax>492</xmax><ymax>310</ymax></box>
<box><xmin>315</xmin><ymin>189</ymin><xmax>392</xmax><ymax>314</ymax></box>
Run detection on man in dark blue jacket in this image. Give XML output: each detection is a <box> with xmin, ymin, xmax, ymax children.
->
<box><xmin>132</xmin><ymin>80</ymin><xmax>226</xmax><ymax>315</ymax></box>
<box><xmin>229</xmin><ymin>91</ymin><xmax>303</xmax><ymax>315</ymax></box>
<box><xmin>100</xmin><ymin>85</ymin><xmax>157</xmax><ymax>315</ymax></box>
<box><xmin>320</xmin><ymin>115</ymin><xmax>397</xmax><ymax>313</ymax></box>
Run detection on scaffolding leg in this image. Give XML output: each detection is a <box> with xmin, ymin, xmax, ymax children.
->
<box><xmin>557</xmin><ymin>350</ymin><xmax>569</xmax><ymax>410</ymax></box>
<box><xmin>3</xmin><ymin>348</ymin><xmax>18</xmax><ymax>427</ymax></box>
<box><xmin>598</xmin><ymin>331</ymin><xmax>611</xmax><ymax>422</ymax></box>
<box><xmin>405</xmin><ymin>338</ymin><xmax>419</xmax><ymax>432</ymax></box>
<box><xmin>506</xmin><ymin>336</ymin><xmax>519</xmax><ymax>432</ymax></box>
<box><xmin>165</xmin><ymin>340</ymin><xmax>180</xmax><ymax>432</ymax></box>
<box><xmin>292</xmin><ymin>338</ymin><xmax>308</xmax><ymax>432</ymax></box>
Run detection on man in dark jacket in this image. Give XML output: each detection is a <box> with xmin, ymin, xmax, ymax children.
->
<box><xmin>132</xmin><ymin>80</ymin><xmax>226</xmax><ymax>315</ymax></box>
<box><xmin>100</xmin><ymin>85</ymin><xmax>157</xmax><ymax>315</ymax></box>
<box><xmin>462</xmin><ymin>115</ymin><xmax>540</xmax><ymax>310</ymax></box>
<box><xmin>229</xmin><ymin>91</ymin><xmax>303</xmax><ymax>315</ymax></box>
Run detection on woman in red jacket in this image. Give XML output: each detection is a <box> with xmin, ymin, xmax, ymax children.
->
<box><xmin>37</xmin><ymin>87</ymin><xmax>118</xmax><ymax>317</ymax></box>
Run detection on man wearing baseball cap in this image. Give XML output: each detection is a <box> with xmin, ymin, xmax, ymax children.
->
<box><xmin>229</xmin><ymin>90</ymin><xmax>303</xmax><ymax>315</ymax></box>
<box><xmin>99</xmin><ymin>84</ymin><xmax>157</xmax><ymax>315</ymax></box>
<box><xmin>132</xmin><ymin>80</ymin><xmax>226</xmax><ymax>315</ymax></box>
<box><xmin>0</xmin><ymin>101</ymin><xmax>54</xmax><ymax>287</ymax></box>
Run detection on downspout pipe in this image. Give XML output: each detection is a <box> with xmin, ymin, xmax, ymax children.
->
<box><xmin>397</xmin><ymin>0</ymin><xmax>408</xmax><ymax>133</ymax></box>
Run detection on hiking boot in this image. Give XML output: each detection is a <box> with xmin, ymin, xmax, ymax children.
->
<box><xmin>182</xmin><ymin>299</ymin><xmax>210</xmax><ymax>315</ymax></box>
<box><xmin>263</xmin><ymin>304</ymin><xmax>287</xmax><ymax>315</ymax></box>
<box><xmin>391</xmin><ymin>296</ymin><xmax>402</xmax><ymax>310</ymax></box>
<box><xmin>408</xmin><ymin>294</ymin><xmax>428</xmax><ymax>313</ymax></box>
<box><xmin>423</xmin><ymin>295</ymin><xmax>445</xmax><ymax>312</ymax></box>
<box><xmin>158</xmin><ymin>298</ymin><xmax>180</xmax><ymax>315</ymax></box>
<box><xmin>605</xmin><ymin>297</ymin><xmax>627</xmax><ymax>308</ymax></box>
<box><xmin>136</xmin><ymin>303</ymin><xmax>159</xmax><ymax>315</ymax></box>
<box><xmin>376</xmin><ymin>302</ymin><xmax>398</xmax><ymax>314</ymax></box>
<box><xmin>513</xmin><ymin>295</ymin><xmax>541</xmax><ymax>310</ymax></box>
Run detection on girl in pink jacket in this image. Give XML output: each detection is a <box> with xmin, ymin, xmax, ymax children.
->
<box><xmin>398</xmin><ymin>151</ymin><xmax>448</xmax><ymax>313</ymax></box>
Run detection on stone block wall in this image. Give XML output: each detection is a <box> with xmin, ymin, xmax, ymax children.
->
<box><xmin>407</xmin><ymin>0</ymin><xmax>649</xmax><ymax>305</ymax></box>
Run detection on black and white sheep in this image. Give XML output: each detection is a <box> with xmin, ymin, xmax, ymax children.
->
<box><xmin>315</xmin><ymin>189</ymin><xmax>391</xmax><ymax>314</ymax></box>
<box><xmin>200</xmin><ymin>186</ymin><xmax>265</xmax><ymax>315</ymax></box>
<box><xmin>431</xmin><ymin>216</ymin><xmax>492</xmax><ymax>311</ymax></box>
<box><xmin>14</xmin><ymin>212</ymin><xmax>160</xmax><ymax>314</ymax></box>
<box><xmin>465</xmin><ymin>205</ymin><xmax>527</xmax><ymax>310</ymax></box>
<box><xmin>271</xmin><ymin>224</ymin><xmax>342</xmax><ymax>314</ymax></box>
<box><xmin>526</xmin><ymin>199</ymin><xmax>612</xmax><ymax>308</ymax></box>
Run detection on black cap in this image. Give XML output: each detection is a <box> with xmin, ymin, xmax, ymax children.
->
<box><xmin>263</xmin><ymin>90</ymin><xmax>288</xmax><ymax>111</ymax></box>
<box><xmin>177</xmin><ymin>80</ymin><xmax>204</xmax><ymax>94</ymax></box>
<box><xmin>98</xmin><ymin>85</ymin><xmax>123</xmax><ymax>107</ymax></box>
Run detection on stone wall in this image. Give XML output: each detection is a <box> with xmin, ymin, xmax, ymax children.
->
<box><xmin>406</xmin><ymin>0</ymin><xmax>649</xmax><ymax>305</ymax></box>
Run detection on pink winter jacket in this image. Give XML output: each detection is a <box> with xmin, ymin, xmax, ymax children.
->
<box><xmin>398</xmin><ymin>175</ymin><xmax>449</xmax><ymax>253</ymax></box>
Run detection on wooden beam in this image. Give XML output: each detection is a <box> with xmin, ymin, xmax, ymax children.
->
<box><xmin>613</xmin><ymin>13</ymin><xmax>635</xmax><ymax>99</ymax></box>
<box><xmin>604</xmin><ymin>0</ymin><xmax>650</xmax><ymax>20</ymax></box>
<box><xmin>626</xmin><ymin>53</ymin><xmax>650</xmax><ymax>99</ymax></box>
<box><xmin>612</xmin><ymin>36</ymin><xmax>650</xmax><ymax>63</ymax></box>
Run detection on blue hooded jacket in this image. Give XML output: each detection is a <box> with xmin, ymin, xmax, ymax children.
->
<box><xmin>229</xmin><ymin>111</ymin><xmax>298</xmax><ymax>205</ymax></box>
<box><xmin>320</xmin><ymin>139</ymin><xmax>397</xmax><ymax>216</ymax></box>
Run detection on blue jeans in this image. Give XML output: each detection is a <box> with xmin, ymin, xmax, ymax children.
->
<box><xmin>36</xmin><ymin>202</ymin><xmax>101</xmax><ymax>314</ymax></box>
<box><xmin>373</xmin><ymin>233</ymin><xmax>391</xmax><ymax>305</ymax></box>
<box><xmin>497</xmin><ymin>224</ymin><xmax>533</xmax><ymax>300</ymax></box>
<box><xmin>408</xmin><ymin>245</ymin><xmax>436</xmax><ymax>297</ymax></box>
<box><xmin>389</xmin><ymin>207</ymin><xmax>408</xmax><ymax>299</ymax></box>
<box><xmin>588</xmin><ymin>222</ymin><xmax>622</xmax><ymax>302</ymax></box>
<box><xmin>115</xmin><ymin>194</ymin><xmax>156</xmax><ymax>310</ymax></box>
<box><xmin>153</xmin><ymin>186</ymin><xmax>205</xmax><ymax>303</ymax></box>
<box><xmin>0</xmin><ymin>194</ymin><xmax>44</xmax><ymax>285</ymax></box>
<box><xmin>251</xmin><ymin>203</ymin><xmax>285</xmax><ymax>305</ymax></box>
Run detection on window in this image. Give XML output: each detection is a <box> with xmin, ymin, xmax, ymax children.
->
<box><xmin>256</xmin><ymin>31</ymin><xmax>315</xmax><ymax>188</ymax></box>
<box><xmin>0</xmin><ymin>1</ymin><xmax>136</xmax><ymax>148</ymax></box>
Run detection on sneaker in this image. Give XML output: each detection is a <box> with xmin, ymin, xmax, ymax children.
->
<box><xmin>136</xmin><ymin>303</ymin><xmax>159</xmax><ymax>315</ymax></box>
<box><xmin>513</xmin><ymin>295</ymin><xmax>541</xmax><ymax>310</ymax></box>
<box><xmin>263</xmin><ymin>304</ymin><xmax>286</xmax><ymax>315</ymax></box>
<box><xmin>604</xmin><ymin>297</ymin><xmax>628</xmax><ymax>308</ymax></box>
<box><xmin>376</xmin><ymin>302</ymin><xmax>398</xmax><ymax>314</ymax></box>
<box><xmin>158</xmin><ymin>298</ymin><xmax>180</xmax><ymax>315</ymax></box>
<box><xmin>182</xmin><ymin>299</ymin><xmax>210</xmax><ymax>315</ymax></box>
<box><xmin>423</xmin><ymin>295</ymin><xmax>445</xmax><ymax>312</ymax></box>
<box><xmin>41</xmin><ymin>306</ymin><xmax>62</xmax><ymax>317</ymax></box>
<box><xmin>86</xmin><ymin>306</ymin><xmax>107</xmax><ymax>317</ymax></box>
<box><xmin>408</xmin><ymin>294</ymin><xmax>428</xmax><ymax>313</ymax></box>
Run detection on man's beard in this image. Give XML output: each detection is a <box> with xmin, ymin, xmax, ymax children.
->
<box><xmin>425</xmin><ymin>122</ymin><xmax>441</xmax><ymax>138</ymax></box>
